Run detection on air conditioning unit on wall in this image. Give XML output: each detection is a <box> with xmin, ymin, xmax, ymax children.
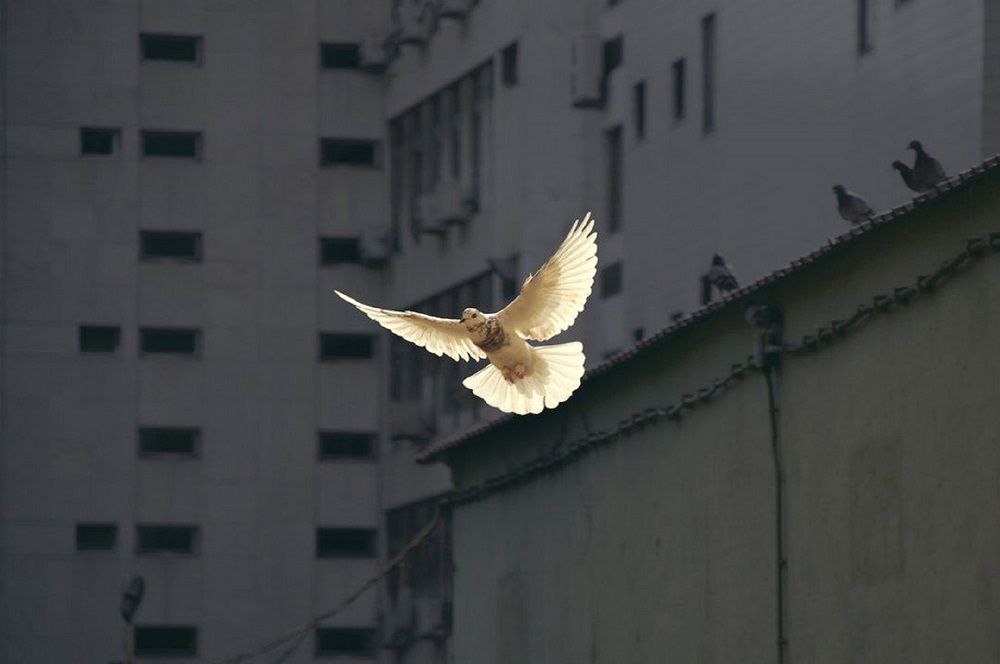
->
<box><xmin>359</xmin><ymin>229</ymin><xmax>392</xmax><ymax>267</ymax></box>
<box><xmin>359</xmin><ymin>33</ymin><xmax>387</xmax><ymax>72</ymax></box>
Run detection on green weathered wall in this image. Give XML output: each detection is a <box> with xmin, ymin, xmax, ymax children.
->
<box><xmin>445</xmin><ymin>172</ymin><xmax>1000</xmax><ymax>663</ymax></box>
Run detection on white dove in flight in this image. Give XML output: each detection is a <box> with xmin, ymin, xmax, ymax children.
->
<box><xmin>334</xmin><ymin>213</ymin><xmax>598</xmax><ymax>415</ymax></box>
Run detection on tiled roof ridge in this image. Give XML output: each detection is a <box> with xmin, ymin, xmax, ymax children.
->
<box><xmin>418</xmin><ymin>154</ymin><xmax>1000</xmax><ymax>463</ymax></box>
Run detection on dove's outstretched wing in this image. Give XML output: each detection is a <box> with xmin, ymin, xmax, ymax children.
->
<box><xmin>335</xmin><ymin>290</ymin><xmax>485</xmax><ymax>362</ymax></box>
<box><xmin>494</xmin><ymin>213</ymin><xmax>598</xmax><ymax>341</ymax></box>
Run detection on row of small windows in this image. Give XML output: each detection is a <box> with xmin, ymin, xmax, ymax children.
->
<box><xmin>79</xmin><ymin>326</ymin><xmax>375</xmax><ymax>360</ymax></box>
<box><xmin>107</xmin><ymin>625</ymin><xmax>374</xmax><ymax>658</ymax></box>
<box><xmin>81</xmin><ymin>127</ymin><xmax>379</xmax><ymax>166</ymax></box>
<box><xmin>76</xmin><ymin>523</ymin><xmax>377</xmax><ymax>558</ymax></box>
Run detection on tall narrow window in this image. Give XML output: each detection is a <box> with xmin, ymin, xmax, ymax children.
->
<box><xmin>409</xmin><ymin>110</ymin><xmax>424</xmax><ymax>236</ymax></box>
<box><xmin>142</xmin><ymin>131</ymin><xmax>202</xmax><ymax>158</ymax></box>
<box><xmin>858</xmin><ymin>0</ymin><xmax>873</xmax><ymax>54</ymax></box>
<box><xmin>134</xmin><ymin>626</ymin><xmax>198</xmax><ymax>658</ymax></box>
<box><xmin>601</xmin><ymin>36</ymin><xmax>624</xmax><ymax>101</ymax></box>
<box><xmin>633</xmin><ymin>80</ymin><xmax>646</xmax><ymax>140</ymax></box>
<box><xmin>601</xmin><ymin>261</ymin><xmax>623</xmax><ymax>298</ymax></box>
<box><xmin>315</xmin><ymin>628</ymin><xmax>376</xmax><ymax>657</ymax></box>
<box><xmin>701</xmin><ymin>13</ymin><xmax>716</xmax><ymax>134</ymax></box>
<box><xmin>605</xmin><ymin>126</ymin><xmax>623</xmax><ymax>232</ymax></box>
<box><xmin>320</xmin><ymin>42</ymin><xmax>361</xmax><ymax>69</ymax></box>
<box><xmin>141</xmin><ymin>34</ymin><xmax>201</xmax><ymax>63</ymax></box>
<box><xmin>448</xmin><ymin>84</ymin><xmax>462</xmax><ymax>179</ymax></box>
<box><xmin>470</xmin><ymin>75</ymin><xmax>482</xmax><ymax>206</ymax></box>
<box><xmin>672</xmin><ymin>58</ymin><xmax>686</xmax><ymax>121</ymax></box>
<box><xmin>80</xmin><ymin>128</ymin><xmax>120</xmax><ymax>156</ymax></box>
<box><xmin>501</xmin><ymin>42</ymin><xmax>518</xmax><ymax>86</ymax></box>
<box><xmin>428</xmin><ymin>96</ymin><xmax>442</xmax><ymax>188</ymax></box>
<box><xmin>389</xmin><ymin>119</ymin><xmax>404</xmax><ymax>251</ymax></box>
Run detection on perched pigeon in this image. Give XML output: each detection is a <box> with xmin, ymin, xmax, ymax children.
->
<box><xmin>908</xmin><ymin>140</ymin><xmax>946</xmax><ymax>190</ymax></box>
<box><xmin>891</xmin><ymin>160</ymin><xmax>925</xmax><ymax>193</ymax></box>
<box><xmin>832</xmin><ymin>184</ymin><xmax>875</xmax><ymax>224</ymax></box>
<box><xmin>707</xmin><ymin>254</ymin><xmax>738</xmax><ymax>293</ymax></box>
<box><xmin>335</xmin><ymin>214</ymin><xmax>597</xmax><ymax>415</ymax></box>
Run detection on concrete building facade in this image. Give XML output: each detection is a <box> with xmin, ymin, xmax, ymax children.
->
<box><xmin>425</xmin><ymin>160</ymin><xmax>1000</xmax><ymax>664</ymax></box>
<box><xmin>1</xmin><ymin>1</ymin><xmax>390</xmax><ymax>662</ymax></box>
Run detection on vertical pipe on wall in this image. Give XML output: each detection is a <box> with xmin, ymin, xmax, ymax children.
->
<box><xmin>763</xmin><ymin>363</ymin><xmax>788</xmax><ymax>664</ymax></box>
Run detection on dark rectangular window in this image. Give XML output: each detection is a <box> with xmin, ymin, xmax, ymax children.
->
<box><xmin>141</xmin><ymin>130</ymin><xmax>202</xmax><ymax>159</ymax></box>
<box><xmin>633</xmin><ymin>80</ymin><xmax>646</xmax><ymax>139</ymax></box>
<box><xmin>448</xmin><ymin>85</ymin><xmax>462</xmax><ymax>179</ymax></box>
<box><xmin>80</xmin><ymin>127</ymin><xmax>119</xmax><ymax>156</ymax></box>
<box><xmin>79</xmin><ymin>325</ymin><xmax>121</xmax><ymax>353</ymax></box>
<box><xmin>320</xmin><ymin>333</ymin><xmax>375</xmax><ymax>361</ymax></box>
<box><xmin>140</xmin><ymin>328</ymin><xmax>200</xmax><ymax>356</ymax></box>
<box><xmin>320</xmin><ymin>138</ymin><xmax>379</xmax><ymax>167</ymax></box>
<box><xmin>139</xmin><ymin>427</ymin><xmax>199</xmax><ymax>457</ymax></box>
<box><xmin>319</xmin><ymin>432</ymin><xmax>376</xmax><ymax>461</ymax></box>
<box><xmin>501</xmin><ymin>42</ymin><xmax>518</xmax><ymax>86</ymax></box>
<box><xmin>601</xmin><ymin>261</ymin><xmax>623</xmax><ymax>298</ymax></box>
<box><xmin>141</xmin><ymin>33</ymin><xmax>201</xmax><ymax>63</ymax></box>
<box><xmin>316</xmin><ymin>528</ymin><xmax>376</xmax><ymax>558</ymax></box>
<box><xmin>601</xmin><ymin>36</ymin><xmax>624</xmax><ymax>101</ymax></box>
<box><xmin>140</xmin><ymin>230</ymin><xmax>202</xmax><ymax>261</ymax></box>
<box><xmin>319</xmin><ymin>237</ymin><xmax>362</xmax><ymax>265</ymax></box>
<box><xmin>134</xmin><ymin>626</ymin><xmax>198</xmax><ymax>658</ymax></box>
<box><xmin>315</xmin><ymin>628</ymin><xmax>376</xmax><ymax>657</ymax></box>
<box><xmin>320</xmin><ymin>42</ymin><xmax>360</xmax><ymax>69</ymax></box>
<box><xmin>672</xmin><ymin>58</ymin><xmax>686</xmax><ymax>120</ymax></box>
<box><xmin>136</xmin><ymin>525</ymin><xmax>199</xmax><ymax>555</ymax></box>
<box><xmin>605</xmin><ymin>126</ymin><xmax>623</xmax><ymax>232</ymax></box>
<box><xmin>701</xmin><ymin>13</ymin><xmax>716</xmax><ymax>134</ymax></box>
<box><xmin>858</xmin><ymin>0</ymin><xmax>872</xmax><ymax>54</ymax></box>
<box><xmin>76</xmin><ymin>523</ymin><xmax>117</xmax><ymax>551</ymax></box>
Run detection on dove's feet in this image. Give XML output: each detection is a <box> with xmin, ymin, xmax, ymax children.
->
<box><xmin>501</xmin><ymin>364</ymin><xmax>528</xmax><ymax>384</ymax></box>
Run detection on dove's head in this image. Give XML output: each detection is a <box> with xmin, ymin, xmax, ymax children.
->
<box><xmin>832</xmin><ymin>184</ymin><xmax>846</xmax><ymax>196</ymax></box>
<box><xmin>461</xmin><ymin>308</ymin><xmax>486</xmax><ymax>330</ymax></box>
<box><xmin>907</xmin><ymin>140</ymin><xmax>922</xmax><ymax>152</ymax></box>
<box><xmin>711</xmin><ymin>254</ymin><xmax>725</xmax><ymax>265</ymax></box>
<box><xmin>891</xmin><ymin>160</ymin><xmax>907</xmax><ymax>171</ymax></box>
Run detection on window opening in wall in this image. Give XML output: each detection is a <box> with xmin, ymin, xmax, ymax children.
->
<box><xmin>601</xmin><ymin>261</ymin><xmax>623</xmax><ymax>298</ymax></box>
<box><xmin>319</xmin><ymin>333</ymin><xmax>375</xmax><ymax>360</ymax></box>
<box><xmin>701</xmin><ymin>13</ymin><xmax>716</xmax><ymax>133</ymax></box>
<box><xmin>320</xmin><ymin>42</ymin><xmax>361</xmax><ymax>69</ymax></box>
<box><xmin>142</xmin><ymin>130</ymin><xmax>202</xmax><ymax>158</ymax></box>
<box><xmin>139</xmin><ymin>328</ymin><xmax>200</xmax><ymax>356</ymax></box>
<box><xmin>320</xmin><ymin>138</ymin><xmax>379</xmax><ymax>167</ymax></box>
<box><xmin>140</xmin><ymin>230</ymin><xmax>202</xmax><ymax>261</ymax></box>
<box><xmin>79</xmin><ymin>325</ymin><xmax>121</xmax><ymax>353</ymax></box>
<box><xmin>76</xmin><ymin>523</ymin><xmax>118</xmax><ymax>551</ymax></box>
<box><xmin>319</xmin><ymin>237</ymin><xmax>362</xmax><ymax>265</ymax></box>
<box><xmin>605</xmin><ymin>126</ymin><xmax>623</xmax><ymax>232</ymax></box>
<box><xmin>315</xmin><ymin>628</ymin><xmax>376</xmax><ymax>657</ymax></box>
<box><xmin>448</xmin><ymin>84</ymin><xmax>462</xmax><ymax>179</ymax></box>
<box><xmin>135</xmin><ymin>525</ymin><xmax>199</xmax><ymax>555</ymax></box>
<box><xmin>80</xmin><ymin>127</ymin><xmax>120</xmax><ymax>155</ymax></box>
<box><xmin>501</xmin><ymin>41</ymin><xmax>518</xmax><ymax>86</ymax></box>
<box><xmin>138</xmin><ymin>427</ymin><xmax>199</xmax><ymax>457</ymax></box>
<box><xmin>134</xmin><ymin>626</ymin><xmax>198</xmax><ymax>658</ymax></box>
<box><xmin>633</xmin><ymin>80</ymin><xmax>646</xmax><ymax>139</ymax></box>
<box><xmin>316</xmin><ymin>528</ymin><xmax>376</xmax><ymax>558</ymax></box>
<box><xmin>141</xmin><ymin>34</ymin><xmax>201</xmax><ymax>63</ymax></box>
<box><xmin>672</xmin><ymin>58</ymin><xmax>686</xmax><ymax>120</ymax></box>
<box><xmin>318</xmin><ymin>432</ymin><xmax>376</xmax><ymax>460</ymax></box>
<box><xmin>858</xmin><ymin>0</ymin><xmax>873</xmax><ymax>54</ymax></box>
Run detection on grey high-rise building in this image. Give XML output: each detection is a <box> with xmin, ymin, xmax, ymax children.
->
<box><xmin>2</xmin><ymin>1</ymin><xmax>998</xmax><ymax>663</ymax></box>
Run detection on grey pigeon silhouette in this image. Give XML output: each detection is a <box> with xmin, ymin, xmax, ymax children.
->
<box><xmin>908</xmin><ymin>140</ymin><xmax>946</xmax><ymax>190</ymax></box>
<box><xmin>832</xmin><ymin>184</ymin><xmax>875</xmax><ymax>224</ymax></box>
<box><xmin>892</xmin><ymin>160</ymin><xmax>925</xmax><ymax>193</ymax></box>
<box><xmin>707</xmin><ymin>254</ymin><xmax>738</xmax><ymax>292</ymax></box>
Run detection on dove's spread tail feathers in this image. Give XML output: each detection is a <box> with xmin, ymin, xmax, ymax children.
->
<box><xmin>462</xmin><ymin>342</ymin><xmax>586</xmax><ymax>415</ymax></box>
